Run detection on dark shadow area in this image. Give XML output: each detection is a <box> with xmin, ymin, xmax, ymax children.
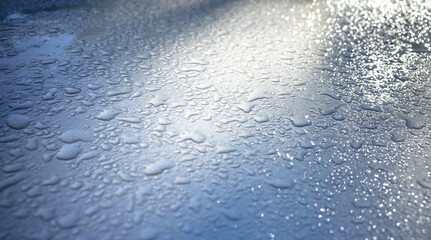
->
<box><xmin>0</xmin><ymin>0</ymin><xmax>100</xmax><ymax>20</ymax></box>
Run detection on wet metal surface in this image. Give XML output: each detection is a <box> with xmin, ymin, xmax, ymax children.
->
<box><xmin>0</xmin><ymin>0</ymin><xmax>430</xmax><ymax>239</ymax></box>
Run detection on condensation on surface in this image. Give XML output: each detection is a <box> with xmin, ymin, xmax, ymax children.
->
<box><xmin>0</xmin><ymin>0</ymin><xmax>430</xmax><ymax>239</ymax></box>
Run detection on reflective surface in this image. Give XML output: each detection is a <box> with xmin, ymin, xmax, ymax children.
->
<box><xmin>0</xmin><ymin>0</ymin><xmax>430</xmax><ymax>239</ymax></box>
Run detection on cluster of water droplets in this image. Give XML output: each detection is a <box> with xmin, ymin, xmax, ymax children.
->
<box><xmin>0</xmin><ymin>0</ymin><xmax>430</xmax><ymax>239</ymax></box>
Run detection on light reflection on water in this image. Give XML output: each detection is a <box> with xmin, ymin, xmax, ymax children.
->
<box><xmin>0</xmin><ymin>0</ymin><xmax>430</xmax><ymax>239</ymax></box>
